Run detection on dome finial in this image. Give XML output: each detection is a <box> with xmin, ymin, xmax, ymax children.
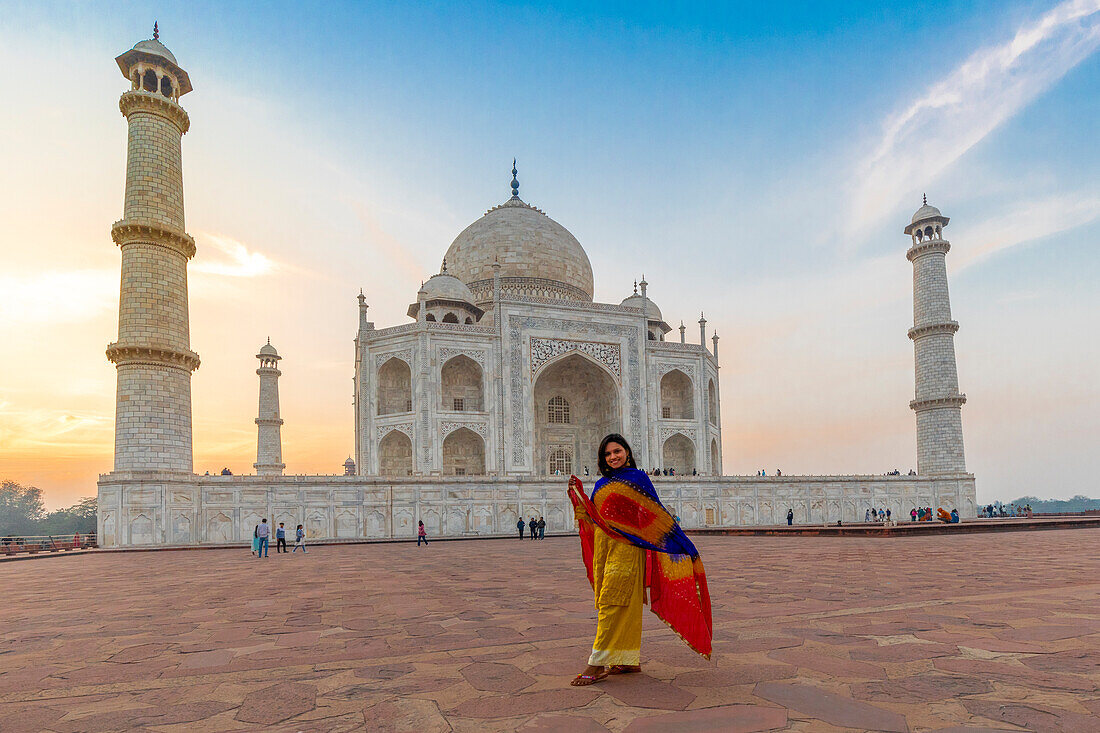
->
<box><xmin>923</xmin><ymin>192</ymin><xmax>927</xmax><ymax>206</ymax></box>
<box><xmin>441</xmin><ymin>257</ymin><xmax>447</xmax><ymax>274</ymax></box>
<box><xmin>266</xmin><ymin>336</ymin><xmax>270</xmax><ymax>345</ymax></box>
<box><xmin>511</xmin><ymin>159</ymin><xmax>519</xmax><ymax>198</ymax></box>
<box><xmin>633</xmin><ymin>280</ymin><xmax>637</xmax><ymax>295</ymax></box>
<box><xmin>153</xmin><ymin>21</ymin><xmax>159</xmax><ymax>40</ymax></box>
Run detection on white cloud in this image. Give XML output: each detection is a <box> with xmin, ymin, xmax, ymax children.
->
<box><xmin>848</xmin><ymin>0</ymin><xmax>1100</xmax><ymax>235</ymax></box>
<box><xmin>952</xmin><ymin>191</ymin><xmax>1100</xmax><ymax>269</ymax></box>
<box><xmin>0</xmin><ymin>269</ymin><xmax>116</xmax><ymax>326</ymax></box>
<box><xmin>192</xmin><ymin>232</ymin><xmax>277</xmax><ymax>278</ymax></box>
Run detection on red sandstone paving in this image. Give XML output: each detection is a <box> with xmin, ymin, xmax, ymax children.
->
<box><xmin>3</xmin><ymin>529</ymin><xmax>1100</xmax><ymax>731</ymax></box>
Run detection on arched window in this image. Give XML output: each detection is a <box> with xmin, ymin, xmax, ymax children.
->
<box><xmin>142</xmin><ymin>69</ymin><xmax>158</xmax><ymax>92</ymax></box>
<box><xmin>442</xmin><ymin>312</ymin><xmax>459</xmax><ymax>323</ymax></box>
<box><xmin>425</xmin><ymin>313</ymin><xmax>436</xmax><ymax>321</ymax></box>
<box><xmin>160</xmin><ymin>75</ymin><xmax>173</xmax><ymax>97</ymax></box>
<box><xmin>924</xmin><ymin>225</ymin><xmax>934</xmax><ymax>239</ymax></box>
<box><xmin>464</xmin><ymin>317</ymin><xmax>473</xmax><ymax>324</ymax></box>
<box><xmin>548</xmin><ymin>396</ymin><xmax>570</xmax><ymax>424</ymax></box>
<box><xmin>549</xmin><ymin>447</ymin><xmax>572</xmax><ymax>475</ymax></box>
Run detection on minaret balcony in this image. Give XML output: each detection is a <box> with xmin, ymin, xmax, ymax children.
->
<box><xmin>907</xmin><ymin>321</ymin><xmax>960</xmax><ymax>340</ymax></box>
<box><xmin>119</xmin><ymin>90</ymin><xmax>190</xmax><ymax>133</ymax></box>
<box><xmin>106</xmin><ymin>342</ymin><xmax>200</xmax><ymax>372</ymax></box>
<box><xmin>112</xmin><ymin>220</ymin><xmax>196</xmax><ymax>259</ymax></box>
<box><xmin>906</xmin><ymin>240</ymin><xmax>951</xmax><ymax>261</ymax></box>
<box><xmin>910</xmin><ymin>394</ymin><xmax>967</xmax><ymax>411</ymax></box>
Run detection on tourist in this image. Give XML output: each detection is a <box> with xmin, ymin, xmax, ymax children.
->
<box><xmin>251</xmin><ymin>524</ymin><xmax>260</xmax><ymax>556</ymax></box>
<box><xmin>517</xmin><ymin>517</ymin><xmax>525</xmax><ymax>539</ymax></box>
<box><xmin>537</xmin><ymin>516</ymin><xmax>546</xmax><ymax>539</ymax></box>
<box><xmin>417</xmin><ymin>520</ymin><xmax>428</xmax><ymax>546</ymax></box>
<box><xmin>786</xmin><ymin>508</ymin><xmax>793</xmax><ymax>526</ymax></box>
<box><xmin>567</xmin><ymin>434</ymin><xmax>711</xmax><ymax>687</ymax></box>
<box><xmin>276</xmin><ymin>522</ymin><xmax>287</xmax><ymax>553</ymax></box>
<box><xmin>529</xmin><ymin>516</ymin><xmax>537</xmax><ymax>540</ymax></box>
<box><xmin>910</xmin><ymin>507</ymin><xmax>917</xmax><ymax>522</ymax></box>
<box><xmin>692</xmin><ymin>468</ymin><xmax>697</xmax><ymax>476</ymax></box>
<box><xmin>292</xmin><ymin>524</ymin><xmax>307</xmax><ymax>552</ymax></box>
<box><xmin>255</xmin><ymin>519</ymin><xmax>270</xmax><ymax>558</ymax></box>
<box><xmin>878</xmin><ymin>508</ymin><xmax>885</xmax><ymax>522</ymax></box>
<box><xmin>776</xmin><ymin>469</ymin><xmax>782</xmax><ymax>476</ymax></box>
<box><xmin>866</xmin><ymin>508</ymin><xmax>871</xmax><ymax>522</ymax></box>
<box><xmin>885</xmin><ymin>508</ymin><xmax>891</xmax><ymax>522</ymax></box>
<box><xmin>584</xmin><ymin>466</ymin><xmax>590</xmax><ymax>477</ymax></box>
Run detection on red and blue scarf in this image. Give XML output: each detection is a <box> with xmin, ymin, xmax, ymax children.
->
<box><xmin>569</xmin><ymin>467</ymin><xmax>712</xmax><ymax>658</ymax></box>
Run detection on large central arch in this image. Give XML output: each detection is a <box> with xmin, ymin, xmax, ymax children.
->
<box><xmin>533</xmin><ymin>353</ymin><xmax>620</xmax><ymax>476</ymax></box>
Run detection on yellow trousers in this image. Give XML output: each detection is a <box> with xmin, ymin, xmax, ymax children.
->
<box><xmin>588</xmin><ymin>527</ymin><xmax>645</xmax><ymax>666</ymax></box>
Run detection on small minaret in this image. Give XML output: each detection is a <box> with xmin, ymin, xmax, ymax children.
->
<box><xmin>108</xmin><ymin>25</ymin><xmax>199</xmax><ymax>472</ymax></box>
<box><xmin>712</xmin><ymin>332</ymin><xmax>719</xmax><ymax>360</ymax></box>
<box><xmin>254</xmin><ymin>339</ymin><xmax>285</xmax><ymax>475</ymax></box>
<box><xmin>905</xmin><ymin>196</ymin><xmax>966</xmax><ymax>474</ymax></box>
<box><xmin>679</xmin><ymin>321</ymin><xmax>686</xmax><ymax>344</ymax></box>
<box><xmin>343</xmin><ymin>457</ymin><xmax>356</xmax><ymax>476</ymax></box>
<box><xmin>698</xmin><ymin>313</ymin><xmax>707</xmax><ymax>349</ymax></box>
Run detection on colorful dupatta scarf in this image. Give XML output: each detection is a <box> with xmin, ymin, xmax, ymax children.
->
<box><xmin>568</xmin><ymin>468</ymin><xmax>712</xmax><ymax>659</ymax></box>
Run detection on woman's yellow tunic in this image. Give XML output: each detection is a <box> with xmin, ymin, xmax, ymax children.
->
<box><xmin>588</xmin><ymin>526</ymin><xmax>645</xmax><ymax>666</ymax></box>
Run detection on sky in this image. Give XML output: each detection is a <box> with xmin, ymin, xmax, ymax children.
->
<box><xmin>1</xmin><ymin>1</ymin><xmax>1097</xmax><ymax>509</ymax></box>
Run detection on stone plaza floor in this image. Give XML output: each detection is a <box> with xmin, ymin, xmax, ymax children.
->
<box><xmin>3</xmin><ymin>529</ymin><xmax>1100</xmax><ymax>732</ymax></box>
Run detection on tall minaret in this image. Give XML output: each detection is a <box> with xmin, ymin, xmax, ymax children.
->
<box><xmin>107</xmin><ymin>26</ymin><xmax>199</xmax><ymax>472</ymax></box>
<box><xmin>905</xmin><ymin>196</ymin><xmax>966</xmax><ymax>474</ymax></box>
<box><xmin>254</xmin><ymin>339</ymin><xmax>285</xmax><ymax>475</ymax></box>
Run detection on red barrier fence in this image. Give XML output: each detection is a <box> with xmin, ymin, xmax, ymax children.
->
<box><xmin>1</xmin><ymin>534</ymin><xmax>97</xmax><ymax>555</ymax></box>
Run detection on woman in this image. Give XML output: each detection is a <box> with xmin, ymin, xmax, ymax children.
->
<box><xmin>568</xmin><ymin>434</ymin><xmax>712</xmax><ymax>686</ymax></box>
<box><xmin>417</xmin><ymin>520</ymin><xmax>428</xmax><ymax>546</ymax></box>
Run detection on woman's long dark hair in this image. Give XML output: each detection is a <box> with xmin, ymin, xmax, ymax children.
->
<box><xmin>597</xmin><ymin>433</ymin><xmax>637</xmax><ymax>478</ymax></box>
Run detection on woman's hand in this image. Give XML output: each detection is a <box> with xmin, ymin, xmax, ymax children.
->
<box><xmin>568</xmin><ymin>475</ymin><xmax>581</xmax><ymax>491</ymax></box>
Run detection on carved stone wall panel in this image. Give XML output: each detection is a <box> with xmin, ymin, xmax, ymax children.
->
<box><xmin>659</xmin><ymin>427</ymin><xmax>698</xmax><ymax>445</ymax></box>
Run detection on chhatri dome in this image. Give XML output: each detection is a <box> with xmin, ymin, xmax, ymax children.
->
<box><xmin>442</xmin><ymin>162</ymin><xmax>594</xmax><ymax>305</ymax></box>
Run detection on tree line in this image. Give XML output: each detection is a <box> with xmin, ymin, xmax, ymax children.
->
<box><xmin>1</xmin><ymin>480</ymin><xmax>96</xmax><ymax>536</ymax></box>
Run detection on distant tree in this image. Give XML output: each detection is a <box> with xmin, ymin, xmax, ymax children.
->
<box><xmin>40</xmin><ymin>497</ymin><xmax>97</xmax><ymax>535</ymax></box>
<box><xmin>1011</xmin><ymin>495</ymin><xmax>1100</xmax><ymax>513</ymax></box>
<box><xmin>0</xmin><ymin>480</ymin><xmax>47</xmax><ymax>535</ymax></box>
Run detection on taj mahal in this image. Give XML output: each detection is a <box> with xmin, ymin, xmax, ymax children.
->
<box><xmin>97</xmin><ymin>30</ymin><xmax>976</xmax><ymax>547</ymax></box>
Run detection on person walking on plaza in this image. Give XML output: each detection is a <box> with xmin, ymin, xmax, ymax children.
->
<box><xmin>276</xmin><ymin>522</ymin><xmax>287</xmax><ymax>553</ymax></box>
<box><xmin>251</xmin><ymin>524</ymin><xmax>260</xmax><ymax>556</ymax></box>
<box><xmin>885</xmin><ymin>508</ymin><xmax>891</xmax><ymax>523</ymax></box>
<box><xmin>865</xmin><ymin>508</ymin><xmax>871</xmax><ymax>522</ymax></box>
<box><xmin>910</xmin><ymin>507</ymin><xmax>917</xmax><ymax>522</ymax></box>
<box><xmin>567</xmin><ymin>434</ymin><xmax>711</xmax><ymax>687</ymax></box>
<box><xmin>538</xmin><ymin>516</ymin><xmax>546</xmax><ymax>539</ymax></box>
<box><xmin>878</xmin><ymin>508</ymin><xmax>885</xmax><ymax>522</ymax></box>
<box><xmin>417</xmin><ymin>520</ymin><xmax>428</xmax><ymax>546</ymax></box>
<box><xmin>517</xmin><ymin>517</ymin><xmax>525</xmax><ymax>539</ymax></box>
<box><xmin>528</xmin><ymin>517</ymin><xmax>537</xmax><ymax>540</ymax></box>
<box><xmin>255</xmin><ymin>519</ymin><xmax>270</xmax><ymax>558</ymax></box>
<box><xmin>292</xmin><ymin>524</ymin><xmax>307</xmax><ymax>552</ymax></box>
<box><xmin>787</xmin><ymin>508</ymin><xmax>794</xmax><ymax>526</ymax></box>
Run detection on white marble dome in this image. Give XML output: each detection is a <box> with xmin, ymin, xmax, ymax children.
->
<box><xmin>443</xmin><ymin>196</ymin><xmax>594</xmax><ymax>303</ymax></box>
<box><xmin>421</xmin><ymin>271</ymin><xmax>476</xmax><ymax>304</ymax></box>
<box><xmin>620</xmin><ymin>292</ymin><xmax>663</xmax><ymax>321</ymax></box>
<box><xmin>131</xmin><ymin>38</ymin><xmax>178</xmax><ymax>65</ymax></box>
<box><xmin>911</xmin><ymin>203</ymin><xmax>942</xmax><ymax>223</ymax></box>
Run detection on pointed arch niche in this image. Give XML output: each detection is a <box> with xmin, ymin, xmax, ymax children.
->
<box><xmin>533</xmin><ymin>353</ymin><xmax>620</xmax><ymax>476</ymax></box>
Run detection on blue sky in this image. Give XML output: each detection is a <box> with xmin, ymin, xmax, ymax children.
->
<box><xmin>1</xmin><ymin>0</ymin><xmax>1097</xmax><ymax>507</ymax></box>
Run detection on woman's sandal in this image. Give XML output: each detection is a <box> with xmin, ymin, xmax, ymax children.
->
<box><xmin>570</xmin><ymin>671</ymin><xmax>608</xmax><ymax>686</ymax></box>
<box><xmin>608</xmin><ymin>665</ymin><xmax>642</xmax><ymax>675</ymax></box>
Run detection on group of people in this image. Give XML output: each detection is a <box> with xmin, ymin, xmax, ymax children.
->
<box><xmin>517</xmin><ymin>516</ymin><xmax>546</xmax><ymax>539</ymax></box>
<box><xmin>757</xmin><ymin>469</ymin><xmax>782</xmax><ymax>476</ymax></box>
<box><xmin>981</xmin><ymin>503</ymin><xmax>1032</xmax><ymax>518</ymax></box>
<box><xmin>865</xmin><ymin>507</ymin><xmax>893</xmax><ymax>522</ymax></box>
<box><xmin>647</xmin><ymin>467</ymin><xmax>698</xmax><ymax>476</ymax></box>
<box><xmin>251</xmin><ymin>518</ymin><xmax>307</xmax><ymax>557</ymax></box>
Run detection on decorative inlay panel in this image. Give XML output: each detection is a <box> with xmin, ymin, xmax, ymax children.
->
<box><xmin>374</xmin><ymin>348</ymin><xmax>413</xmax><ymax>368</ymax></box>
<box><xmin>654</xmin><ymin>362</ymin><xmax>696</xmax><ymax>381</ymax></box>
<box><xmin>439</xmin><ymin>347</ymin><xmax>486</xmax><ymax>368</ymax></box>
<box><xmin>377</xmin><ymin>422</ymin><xmax>414</xmax><ymax>440</ymax></box>
<box><xmin>659</xmin><ymin>427</ymin><xmax>697</xmax><ymax>445</ymax></box>
<box><xmin>530</xmin><ymin>338</ymin><xmax>621</xmax><ymax>380</ymax></box>
<box><xmin>440</xmin><ymin>422</ymin><xmax>488</xmax><ymax>440</ymax></box>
